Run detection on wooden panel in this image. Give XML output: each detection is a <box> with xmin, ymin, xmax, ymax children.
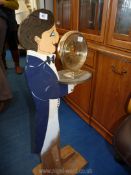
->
<box><xmin>66</xmin><ymin>77</ymin><xmax>92</xmax><ymax>115</ymax></box>
<box><xmin>83</xmin><ymin>49</ymin><xmax>95</xmax><ymax>68</ymax></box>
<box><xmin>78</xmin><ymin>0</ymin><xmax>109</xmax><ymax>43</ymax></box>
<box><xmin>79</xmin><ymin>0</ymin><xmax>104</xmax><ymax>35</ymax></box>
<box><xmin>62</xmin><ymin>0</ymin><xmax>72</xmax><ymax>29</ymax></box>
<box><xmin>54</xmin><ymin>0</ymin><xmax>72</xmax><ymax>30</ymax></box>
<box><xmin>92</xmin><ymin>53</ymin><xmax>131</xmax><ymax>134</ymax></box>
<box><xmin>88</xmin><ymin>42</ymin><xmax>131</xmax><ymax>60</ymax></box>
<box><xmin>107</xmin><ymin>0</ymin><xmax>131</xmax><ymax>50</ymax></box>
<box><xmin>55</xmin><ymin>52</ymin><xmax>63</xmax><ymax>71</ymax></box>
<box><xmin>54</xmin><ymin>0</ymin><xmax>109</xmax><ymax>43</ymax></box>
<box><xmin>64</xmin><ymin>66</ymin><xmax>95</xmax><ymax>125</ymax></box>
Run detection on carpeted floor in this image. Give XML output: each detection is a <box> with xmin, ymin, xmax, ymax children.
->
<box><xmin>0</xmin><ymin>51</ymin><xmax>131</xmax><ymax>175</ymax></box>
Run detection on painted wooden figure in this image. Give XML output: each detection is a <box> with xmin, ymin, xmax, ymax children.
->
<box><xmin>18</xmin><ymin>9</ymin><xmax>76</xmax><ymax>174</ymax></box>
<box><xmin>19</xmin><ymin>9</ymin><xmax>88</xmax><ymax>174</ymax></box>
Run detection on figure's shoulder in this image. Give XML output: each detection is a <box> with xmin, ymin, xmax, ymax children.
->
<box><xmin>26</xmin><ymin>55</ymin><xmax>44</xmax><ymax>67</ymax></box>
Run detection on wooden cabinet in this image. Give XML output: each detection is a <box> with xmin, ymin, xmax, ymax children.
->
<box><xmin>83</xmin><ymin>49</ymin><xmax>95</xmax><ymax>68</ymax></box>
<box><xmin>54</xmin><ymin>0</ymin><xmax>72</xmax><ymax>31</ymax></box>
<box><xmin>79</xmin><ymin>0</ymin><xmax>109</xmax><ymax>42</ymax></box>
<box><xmin>54</xmin><ymin>0</ymin><xmax>109</xmax><ymax>42</ymax></box>
<box><xmin>54</xmin><ymin>0</ymin><xmax>79</xmax><ymax>34</ymax></box>
<box><xmin>54</xmin><ymin>0</ymin><xmax>131</xmax><ymax>143</ymax></box>
<box><xmin>91</xmin><ymin>52</ymin><xmax>131</xmax><ymax>142</ymax></box>
<box><xmin>65</xmin><ymin>79</ymin><xmax>92</xmax><ymax>122</ymax></box>
<box><xmin>65</xmin><ymin>49</ymin><xmax>96</xmax><ymax>123</ymax></box>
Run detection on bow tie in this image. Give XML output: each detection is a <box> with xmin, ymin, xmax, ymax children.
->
<box><xmin>46</xmin><ymin>56</ymin><xmax>55</xmax><ymax>64</ymax></box>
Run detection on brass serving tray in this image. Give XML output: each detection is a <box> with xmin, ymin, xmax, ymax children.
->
<box><xmin>57</xmin><ymin>31</ymin><xmax>92</xmax><ymax>84</ymax></box>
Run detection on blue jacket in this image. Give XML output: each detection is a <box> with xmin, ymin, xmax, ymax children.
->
<box><xmin>25</xmin><ymin>54</ymin><xmax>68</xmax><ymax>153</ymax></box>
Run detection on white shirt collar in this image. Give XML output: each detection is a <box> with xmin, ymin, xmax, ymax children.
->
<box><xmin>27</xmin><ymin>50</ymin><xmax>55</xmax><ymax>62</ymax></box>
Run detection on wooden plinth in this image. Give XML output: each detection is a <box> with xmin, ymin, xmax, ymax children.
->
<box><xmin>32</xmin><ymin>145</ymin><xmax>88</xmax><ymax>175</ymax></box>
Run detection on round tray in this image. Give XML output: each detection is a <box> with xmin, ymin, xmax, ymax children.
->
<box><xmin>58</xmin><ymin>69</ymin><xmax>92</xmax><ymax>84</ymax></box>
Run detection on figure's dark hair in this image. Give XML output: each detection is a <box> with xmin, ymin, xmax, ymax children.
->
<box><xmin>18</xmin><ymin>9</ymin><xmax>55</xmax><ymax>51</ymax></box>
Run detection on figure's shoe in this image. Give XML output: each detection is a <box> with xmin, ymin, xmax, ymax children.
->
<box><xmin>15</xmin><ymin>66</ymin><xmax>23</xmax><ymax>74</ymax></box>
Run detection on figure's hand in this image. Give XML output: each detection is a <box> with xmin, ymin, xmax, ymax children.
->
<box><xmin>73</xmin><ymin>83</ymin><xmax>77</xmax><ymax>87</ymax></box>
<box><xmin>68</xmin><ymin>83</ymin><xmax>77</xmax><ymax>93</ymax></box>
<box><xmin>0</xmin><ymin>0</ymin><xmax>5</xmax><ymax>5</ymax></box>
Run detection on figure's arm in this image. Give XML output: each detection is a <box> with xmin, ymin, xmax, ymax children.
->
<box><xmin>58</xmin><ymin>83</ymin><xmax>74</xmax><ymax>97</ymax></box>
<box><xmin>25</xmin><ymin>65</ymin><xmax>74</xmax><ymax>100</ymax></box>
<box><xmin>47</xmin><ymin>82</ymin><xmax>74</xmax><ymax>98</ymax></box>
<box><xmin>0</xmin><ymin>0</ymin><xmax>19</xmax><ymax>10</ymax></box>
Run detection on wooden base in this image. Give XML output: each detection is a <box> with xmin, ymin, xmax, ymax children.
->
<box><xmin>32</xmin><ymin>145</ymin><xmax>88</xmax><ymax>175</ymax></box>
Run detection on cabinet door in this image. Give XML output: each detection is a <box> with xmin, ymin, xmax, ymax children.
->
<box><xmin>54</xmin><ymin>0</ymin><xmax>73</xmax><ymax>33</ymax></box>
<box><xmin>64</xmin><ymin>49</ymin><xmax>96</xmax><ymax>119</ymax></box>
<box><xmin>79</xmin><ymin>0</ymin><xmax>109</xmax><ymax>42</ymax></box>
<box><xmin>92</xmin><ymin>53</ymin><xmax>131</xmax><ymax>134</ymax></box>
<box><xmin>107</xmin><ymin>0</ymin><xmax>131</xmax><ymax>50</ymax></box>
<box><xmin>65</xmin><ymin>72</ymin><xmax>93</xmax><ymax>116</ymax></box>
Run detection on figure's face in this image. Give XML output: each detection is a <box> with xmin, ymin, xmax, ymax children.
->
<box><xmin>34</xmin><ymin>25</ymin><xmax>59</xmax><ymax>54</ymax></box>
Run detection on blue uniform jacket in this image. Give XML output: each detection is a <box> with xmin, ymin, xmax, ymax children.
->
<box><xmin>25</xmin><ymin>54</ymin><xmax>68</xmax><ymax>153</ymax></box>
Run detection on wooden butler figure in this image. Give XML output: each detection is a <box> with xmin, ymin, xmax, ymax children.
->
<box><xmin>18</xmin><ymin>9</ymin><xmax>87</xmax><ymax>175</ymax></box>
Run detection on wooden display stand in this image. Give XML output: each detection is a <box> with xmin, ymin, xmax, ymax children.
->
<box><xmin>33</xmin><ymin>145</ymin><xmax>88</xmax><ymax>175</ymax></box>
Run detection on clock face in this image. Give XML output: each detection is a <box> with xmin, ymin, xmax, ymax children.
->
<box><xmin>57</xmin><ymin>31</ymin><xmax>88</xmax><ymax>71</ymax></box>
